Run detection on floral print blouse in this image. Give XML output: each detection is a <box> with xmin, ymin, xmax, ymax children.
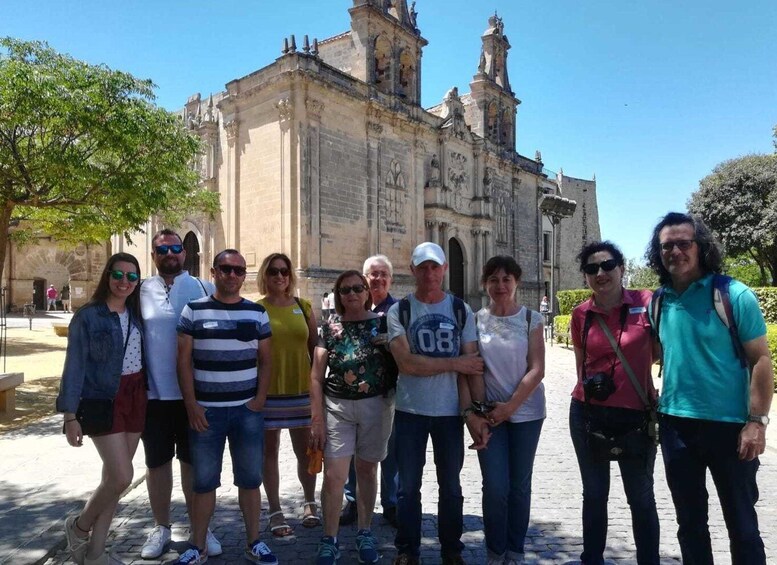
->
<box><xmin>319</xmin><ymin>317</ymin><xmax>391</xmax><ymax>399</ymax></box>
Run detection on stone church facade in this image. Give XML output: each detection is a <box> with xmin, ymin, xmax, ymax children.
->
<box><xmin>2</xmin><ymin>0</ymin><xmax>599</xmax><ymax>311</ymax></box>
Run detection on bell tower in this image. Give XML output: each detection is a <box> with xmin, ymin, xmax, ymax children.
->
<box><xmin>349</xmin><ymin>0</ymin><xmax>428</xmax><ymax>104</ymax></box>
<box><xmin>468</xmin><ymin>14</ymin><xmax>520</xmax><ymax>148</ymax></box>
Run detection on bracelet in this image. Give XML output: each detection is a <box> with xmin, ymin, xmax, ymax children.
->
<box><xmin>64</xmin><ymin>418</ymin><xmax>77</xmax><ymax>424</ymax></box>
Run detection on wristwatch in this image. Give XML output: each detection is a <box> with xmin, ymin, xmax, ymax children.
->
<box><xmin>748</xmin><ymin>414</ymin><xmax>770</xmax><ymax>426</ymax></box>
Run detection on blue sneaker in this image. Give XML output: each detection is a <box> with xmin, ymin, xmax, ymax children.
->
<box><xmin>174</xmin><ymin>545</ymin><xmax>208</xmax><ymax>564</ymax></box>
<box><xmin>245</xmin><ymin>539</ymin><xmax>278</xmax><ymax>564</ymax></box>
<box><xmin>316</xmin><ymin>536</ymin><xmax>340</xmax><ymax>565</ymax></box>
<box><xmin>356</xmin><ymin>529</ymin><xmax>379</xmax><ymax>564</ymax></box>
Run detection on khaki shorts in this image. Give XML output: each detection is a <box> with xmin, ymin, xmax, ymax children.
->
<box><xmin>324</xmin><ymin>393</ymin><xmax>394</xmax><ymax>462</ymax></box>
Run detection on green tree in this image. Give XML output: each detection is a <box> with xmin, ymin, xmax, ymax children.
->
<box><xmin>688</xmin><ymin>153</ymin><xmax>777</xmax><ymax>285</ymax></box>
<box><xmin>723</xmin><ymin>253</ymin><xmax>767</xmax><ymax>287</ymax></box>
<box><xmin>625</xmin><ymin>258</ymin><xmax>659</xmax><ymax>289</ymax></box>
<box><xmin>0</xmin><ymin>38</ymin><xmax>219</xmax><ymax>282</ymax></box>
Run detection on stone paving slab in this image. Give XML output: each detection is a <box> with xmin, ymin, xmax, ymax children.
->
<box><xmin>0</xmin><ymin>344</ymin><xmax>773</xmax><ymax>564</ymax></box>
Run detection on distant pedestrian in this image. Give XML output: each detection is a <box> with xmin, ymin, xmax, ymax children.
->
<box><xmin>47</xmin><ymin>284</ymin><xmax>58</xmax><ymax>311</ymax></box>
<box><xmin>257</xmin><ymin>252</ymin><xmax>320</xmax><ymax>537</ymax></box>
<box><xmin>138</xmin><ymin>229</ymin><xmax>220</xmax><ymax>559</ymax></box>
<box><xmin>539</xmin><ymin>295</ymin><xmax>549</xmax><ymax>313</ymax></box>
<box><xmin>57</xmin><ymin>252</ymin><xmax>145</xmax><ymax>565</ymax></box>
<box><xmin>321</xmin><ymin>292</ymin><xmax>331</xmax><ymax>321</ymax></box>
<box><xmin>61</xmin><ymin>284</ymin><xmax>71</xmax><ymax>313</ymax></box>
<box><xmin>647</xmin><ymin>213</ymin><xmax>773</xmax><ymax>564</ymax></box>
<box><xmin>174</xmin><ymin>249</ymin><xmax>276</xmax><ymax>565</ymax></box>
<box><xmin>570</xmin><ymin>241</ymin><xmax>660</xmax><ymax>565</ymax></box>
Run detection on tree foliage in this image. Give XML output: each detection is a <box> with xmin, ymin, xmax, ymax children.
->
<box><xmin>687</xmin><ymin>153</ymin><xmax>777</xmax><ymax>285</ymax></box>
<box><xmin>0</xmin><ymin>38</ymin><xmax>219</xmax><ymax>282</ymax></box>
<box><xmin>625</xmin><ymin>258</ymin><xmax>659</xmax><ymax>289</ymax></box>
<box><xmin>724</xmin><ymin>253</ymin><xmax>767</xmax><ymax>287</ymax></box>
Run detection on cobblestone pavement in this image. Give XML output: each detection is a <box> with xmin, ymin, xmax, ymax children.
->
<box><xmin>2</xmin><ymin>344</ymin><xmax>774</xmax><ymax>564</ymax></box>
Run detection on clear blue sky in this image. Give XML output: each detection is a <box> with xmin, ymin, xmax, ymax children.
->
<box><xmin>4</xmin><ymin>0</ymin><xmax>776</xmax><ymax>261</ymax></box>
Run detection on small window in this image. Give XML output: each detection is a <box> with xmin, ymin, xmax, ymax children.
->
<box><xmin>542</xmin><ymin>231</ymin><xmax>551</xmax><ymax>263</ymax></box>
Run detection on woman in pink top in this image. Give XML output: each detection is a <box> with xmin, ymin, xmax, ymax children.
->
<box><xmin>569</xmin><ymin>241</ymin><xmax>660</xmax><ymax>565</ymax></box>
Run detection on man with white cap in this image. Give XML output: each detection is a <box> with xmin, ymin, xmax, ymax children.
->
<box><xmin>387</xmin><ymin>242</ymin><xmax>485</xmax><ymax>565</ymax></box>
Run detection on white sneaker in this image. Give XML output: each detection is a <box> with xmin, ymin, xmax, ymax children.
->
<box><xmin>140</xmin><ymin>524</ymin><xmax>172</xmax><ymax>559</ymax></box>
<box><xmin>206</xmin><ymin>528</ymin><xmax>222</xmax><ymax>557</ymax></box>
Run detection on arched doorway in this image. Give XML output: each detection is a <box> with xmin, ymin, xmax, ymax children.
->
<box><xmin>448</xmin><ymin>238</ymin><xmax>464</xmax><ymax>298</ymax></box>
<box><xmin>183</xmin><ymin>232</ymin><xmax>200</xmax><ymax>277</ymax></box>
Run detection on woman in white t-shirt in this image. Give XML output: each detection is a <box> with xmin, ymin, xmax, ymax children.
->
<box><xmin>476</xmin><ymin>255</ymin><xmax>546</xmax><ymax>565</ymax></box>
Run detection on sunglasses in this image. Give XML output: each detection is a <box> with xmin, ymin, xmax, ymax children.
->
<box><xmin>660</xmin><ymin>240</ymin><xmax>695</xmax><ymax>252</ymax></box>
<box><xmin>110</xmin><ymin>270</ymin><xmax>140</xmax><ymax>282</ymax></box>
<box><xmin>582</xmin><ymin>259</ymin><xmax>619</xmax><ymax>275</ymax></box>
<box><xmin>267</xmin><ymin>267</ymin><xmax>290</xmax><ymax>277</ymax></box>
<box><xmin>155</xmin><ymin>244</ymin><xmax>183</xmax><ymax>255</ymax></box>
<box><xmin>216</xmin><ymin>264</ymin><xmax>247</xmax><ymax>276</ymax></box>
<box><xmin>338</xmin><ymin>284</ymin><xmax>367</xmax><ymax>295</ymax></box>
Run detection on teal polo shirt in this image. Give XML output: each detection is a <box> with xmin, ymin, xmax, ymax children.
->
<box><xmin>653</xmin><ymin>273</ymin><xmax>766</xmax><ymax>423</ymax></box>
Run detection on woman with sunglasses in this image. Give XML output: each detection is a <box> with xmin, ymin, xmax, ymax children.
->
<box><xmin>257</xmin><ymin>253</ymin><xmax>320</xmax><ymax>536</ymax></box>
<box><xmin>309</xmin><ymin>270</ymin><xmax>394</xmax><ymax>565</ymax></box>
<box><xmin>57</xmin><ymin>253</ymin><xmax>145</xmax><ymax>565</ymax></box>
<box><xmin>569</xmin><ymin>241</ymin><xmax>660</xmax><ymax>565</ymax></box>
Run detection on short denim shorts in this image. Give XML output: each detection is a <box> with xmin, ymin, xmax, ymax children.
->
<box><xmin>189</xmin><ymin>402</ymin><xmax>265</xmax><ymax>493</ymax></box>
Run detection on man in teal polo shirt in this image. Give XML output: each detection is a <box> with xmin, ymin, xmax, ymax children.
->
<box><xmin>647</xmin><ymin>212</ymin><xmax>773</xmax><ymax>564</ymax></box>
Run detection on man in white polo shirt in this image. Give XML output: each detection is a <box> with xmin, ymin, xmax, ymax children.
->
<box><xmin>139</xmin><ymin>229</ymin><xmax>220</xmax><ymax>559</ymax></box>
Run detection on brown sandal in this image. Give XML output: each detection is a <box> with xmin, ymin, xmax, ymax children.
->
<box><xmin>301</xmin><ymin>501</ymin><xmax>321</xmax><ymax>528</ymax></box>
<box><xmin>267</xmin><ymin>511</ymin><xmax>293</xmax><ymax>537</ymax></box>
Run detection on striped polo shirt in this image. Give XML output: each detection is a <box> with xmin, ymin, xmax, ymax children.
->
<box><xmin>177</xmin><ymin>296</ymin><xmax>272</xmax><ymax>407</ymax></box>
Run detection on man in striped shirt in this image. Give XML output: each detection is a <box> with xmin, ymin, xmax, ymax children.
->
<box><xmin>175</xmin><ymin>249</ymin><xmax>277</xmax><ymax>565</ymax></box>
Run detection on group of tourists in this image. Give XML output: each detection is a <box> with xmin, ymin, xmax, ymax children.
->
<box><xmin>56</xmin><ymin>210</ymin><xmax>772</xmax><ymax>565</ymax></box>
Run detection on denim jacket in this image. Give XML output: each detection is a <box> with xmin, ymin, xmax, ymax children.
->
<box><xmin>56</xmin><ymin>302</ymin><xmax>144</xmax><ymax>414</ymax></box>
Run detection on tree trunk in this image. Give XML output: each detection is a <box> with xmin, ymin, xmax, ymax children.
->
<box><xmin>748</xmin><ymin>249</ymin><xmax>769</xmax><ymax>286</ymax></box>
<box><xmin>0</xmin><ymin>201</ymin><xmax>15</xmax><ymax>289</ymax></box>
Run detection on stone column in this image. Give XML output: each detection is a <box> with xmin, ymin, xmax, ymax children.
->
<box><xmin>439</xmin><ymin>222</ymin><xmax>449</xmax><ymax>289</ymax></box>
<box><xmin>366</xmin><ymin>120</ymin><xmax>383</xmax><ymax>255</ymax></box>
<box><xmin>471</xmin><ymin>228</ymin><xmax>482</xmax><ymax>281</ymax></box>
<box><xmin>224</xmin><ymin>119</ymin><xmax>240</xmax><ymax>249</ymax></box>
<box><xmin>306</xmin><ymin>99</ymin><xmax>324</xmax><ymax>267</ymax></box>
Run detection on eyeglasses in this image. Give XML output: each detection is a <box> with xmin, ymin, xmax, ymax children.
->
<box><xmin>338</xmin><ymin>284</ymin><xmax>367</xmax><ymax>295</ymax></box>
<box><xmin>367</xmin><ymin>270</ymin><xmax>390</xmax><ymax>279</ymax></box>
<box><xmin>155</xmin><ymin>244</ymin><xmax>183</xmax><ymax>255</ymax></box>
<box><xmin>267</xmin><ymin>267</ymin><xmax>290</xmax><ymax>277</ymax></box>
<box><xmin>660</xmin><ymin>240</ymin><xmax>695</xmax><ymax>252</ymax></box>
<box><xmin>582</xmin><ymin>259</ymin><xmax>619</xmax><ymax>275</ymax></box>
<box><xmin>110</xmin><ymin>270</ymin><xmax>140</xmax><ymax>283</ymax></box>
<box><xmin>216</xmin><ymin>264</ymin><xmax>247</xmax><ymax>276</ymax></box>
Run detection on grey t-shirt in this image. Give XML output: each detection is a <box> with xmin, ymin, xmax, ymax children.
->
<box><xmin>476</xmin><ymin>307</ymin><xmax>546</xmax><ymax>423</ymax></box>
<box><xmin>387</xmin><ymin>294</ymin><xmax>478</xmax><ymax>417</ymax></box>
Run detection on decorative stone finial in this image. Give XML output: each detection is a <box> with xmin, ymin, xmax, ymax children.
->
<box><xmin>289</xmin><ymin>34</ymin><xmax>297</xmax><ymax>53</ymax></box>
<box><xmin>303</xmin><ymin>35</ymin><xmax>310</xmax><ymax>54</ymax></box>
<box><xmin>283</xmin><ymin>37</ymin><xmax>289</xmax><ymax>54</ymax></box>
<box><xmin>311</xmin><ymin>38</ymin><xmax>319</xmax><ymax>56</ymax></box>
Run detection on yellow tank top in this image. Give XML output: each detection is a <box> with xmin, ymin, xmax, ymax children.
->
<box><xmin>258</xmin><ymin>298</ymin><xmax>312</xmax><ymax>396</ymax></box>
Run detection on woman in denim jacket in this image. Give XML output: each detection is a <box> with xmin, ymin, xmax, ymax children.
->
<box><xmin>56</xmin><ymin>252</ymin><xmax>145</xmax><ymax>565</ymax></box>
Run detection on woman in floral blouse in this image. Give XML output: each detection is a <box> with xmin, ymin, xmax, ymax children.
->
<box><xmin>309</xmin><ymin>269</ymin><xmax>394</xmax><ymax>565</ymax></box>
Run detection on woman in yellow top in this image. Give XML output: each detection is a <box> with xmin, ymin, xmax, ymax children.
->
<box><xmin>258</xmin><ymin>253</ymin><xmax>319</xmax><ymax>536</ymax></box>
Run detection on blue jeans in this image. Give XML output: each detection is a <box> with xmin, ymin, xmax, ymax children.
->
<box><xmin>569</xmin><ymin>400</ymin><xmax>660</xmax><ymax>565</ymax></box>
<box><xmin>394</xmin><ymin>411</ymin><xmax>464</xmax><ymax>559</ymax></box>
<box><xmin>660</xmin><ymin>414</ymin><xmax>765</xmax><ymax>565</ymax></box>
<box><xmin>477</xmin><ymin>418</ymin><xmax>543</xmax><ymax>561</ymax></box>
<box><xmin>189</xmin><ymin>403</ymin><xmax>265</xmax><ymax>493</ymax></box>
<box><xmin>344</xmin><ymin>420</ymin><xmax>399</xmax><ymax>509</ymax></box>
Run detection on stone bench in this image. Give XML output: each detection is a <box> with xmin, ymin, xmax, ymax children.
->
<box><xmin>0</xmin><ymin>373</ymin><xmax>24</xmax><ymax>413</ymax></box>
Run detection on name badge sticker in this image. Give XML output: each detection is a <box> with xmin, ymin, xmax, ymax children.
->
<box><xmin>293</xmin><ymin>308</ymin><xmax>303</xmax><ymax>315</ymax></box>
<box><xmin>629</xmin><ymin>306</ymin><xmax>646</xmax><ymax>314</ymax></box>
<box><xmin>439</xmin><ymin>322</ymin><xmax>454</xmax><ymax>330</ymax></box>
<box><xmin>203</xmin><ymin>321</ymin><xmax>219</xmax><ymax>329</ymax></box>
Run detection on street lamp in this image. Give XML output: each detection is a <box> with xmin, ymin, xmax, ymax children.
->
<box><xmin>539</xmin><ymin>194</ymin><xmax>576</xmax><ymax>343</ymax></box>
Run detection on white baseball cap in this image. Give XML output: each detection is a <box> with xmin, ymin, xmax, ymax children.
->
<box><xmin>411</xmin><ymin>242</ymin><xmax>446</xmax><ymax>266</ymax></box>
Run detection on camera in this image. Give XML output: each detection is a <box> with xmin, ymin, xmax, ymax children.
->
<box><xmin>583</xmin><ymin>372</ymin><xmax>616</xmax><ymax>402</ymax></box>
